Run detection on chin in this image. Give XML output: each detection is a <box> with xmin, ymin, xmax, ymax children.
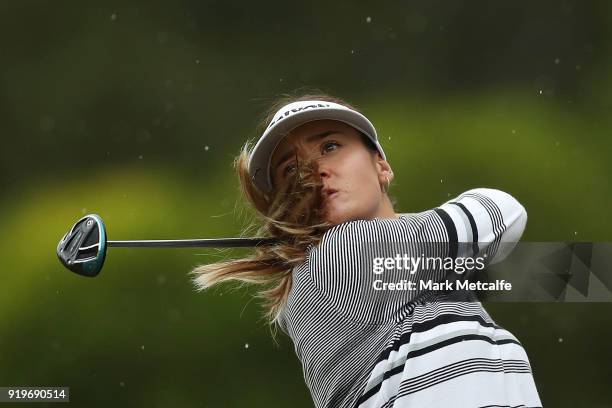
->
<box><xmin>322</xmin><ymin>210</ymin><xmax>342</xmax><ymax>225</ymax></box>
<box><xmin>323</xmin><ymin>199</ymin><xmax>370</xmax><ymax>225</ymax></box>
<box><xmin>325</xmin><ymin>215</ymin><xmax>344</xmax><ymax>226</ymax></box>
<box><xmin>324</xmin><ymin>209</ymin><xmax>358</xmax><ymax>226</ymax></box>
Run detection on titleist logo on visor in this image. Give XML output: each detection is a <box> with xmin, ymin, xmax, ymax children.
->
<box><xmin>267</xmin><ymin>103</ymin><xmax>332</xmax><ymax>129</ymax></box>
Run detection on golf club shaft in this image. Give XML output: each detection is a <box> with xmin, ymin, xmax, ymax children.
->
<box><xmin>107</xmin><ymin>237</ymin><xmax>280</xmax><ymax>248</ymax></box>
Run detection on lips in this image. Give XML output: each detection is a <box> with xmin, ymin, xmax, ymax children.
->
<box><xmin>322</xmin><ymin>188</ymin><xmax>339</xmax><ymax>200</ymax></box>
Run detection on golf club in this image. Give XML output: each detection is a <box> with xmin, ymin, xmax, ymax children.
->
<box><xmin>56</xmin><ymin>214</ymin><xmax>280</xmax><ymax>277</ymax></box>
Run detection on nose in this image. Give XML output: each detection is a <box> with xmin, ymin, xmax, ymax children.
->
<box><xmin>318</xmin><ymin>162</ymin><xmax>331</xmax><ymax>180</ymax></box>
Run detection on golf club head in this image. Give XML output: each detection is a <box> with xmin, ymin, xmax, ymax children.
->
<box><xmin>57</xmin><ymin>214</ymin><xmax>107</xmax><ymax>277</ymax></box>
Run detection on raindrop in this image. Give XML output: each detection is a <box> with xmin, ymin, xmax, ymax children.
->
<box><xmin>405</xmin><ymin>12</ymin><xmax>428</xmax><ymax>33</ymax></box>
<box><xmin>81</xmin><ymin>208</ymin><xmax>88</xmax><ymax>214</ymax></box>
<box><xmin>119</xmin><ymin>381</ymin><xmax>125</xmax><ymax>387</ymax></box>
<box><xmin>575</xmin><ymin>64</ymin><xmax>581</xmax><ymax>71</ymax></box>
<box><xmin>366</xmin><ymin>16</ymin><xmax>372</xmax><ymax>23</ymax></box>
<box><xmin>244</xmin><ymin>343</ymin><xmax>250</xmax><ymax>349</ymax></box>
<box><xmin>39</xmin><ymin>115</ymin><xmax>55</xmax><ymax>132</ymax></box>
<box><xmin>538</xmin><ymin>90</ymin><xmax>543</xmax><ymax>95</ymax></box>
<box><xmin>110</xmin><ymin>13</ymin><xmax>117</xmax><ymax>21</ymax></box>
<box><xmin>137</xmin><ymin>129</ymin><xmax>151</xmax><ymax>143</ymax></box>
<box><xmin>141</xmin><ymin>345</ymin><xmax>145</xmax><ymax>350</ymax></box>
<box><xmin>511</xmin><ymin>129</ymin><xmax>516</xmax><ymax>134</ymax></box>
<box><xmin>440</xmin><ymin>179</ymin><xmax>443</xmax><ymax>183</ymax></box>
<box><xmin>561</xmin><ymin>3</ymin><xmax>573</xmax><ymax>14</ymax></box>
<box><xmin>204</xmin><ymin>145</ymin><xmax>209</xmax><ymax>151</ymax></box>
<box><xmin>195</xmin><ymin>59</ymin><xmax>200</xmax><ymax>64</ymax></box>
<box><xmin>138</xmin><ymin>155</ymin><xmax>143</xmax><ymax>160</ymax></box>
<box><xmin>555</xmin><ymin>141</ymin><xmax>560</xmax><ymax>147</ymax></box>
<box><xmin>554</xmin><ymin>58</ymin><xmax>560</xmax><ymax>64</ymax></box>
<box><xmin>558</xmin><ymin>337</ymin><xmax>563</xmax><ymax>343</ymax></box>
<box><xmin>574</xmin><ymin>231</ymin><xmax>578</xmax><ymax>236</ymax></box>
<box><xmin>167</xmin><ymin>308</ymin><xmax>181</xmax><ymax>322</ymax></box>
<box><xmin>157</xmin><ymin>31</ymin><xmax>168</xmax><ymax>44</ymax></box>
<box><xmin>350</xmin><ymin>49</ymin><xmax>355</xmax><ymax>54</ymax></box>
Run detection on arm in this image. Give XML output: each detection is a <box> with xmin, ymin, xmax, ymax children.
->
<box><xmin>306</xmin><ymin>188</ymin><xmax>527</xmax><ymax>324</ymax></box>
<box><xmin>437</xmin><ymin>187</ymin><xmax>528</xmax><ymax>264</ymax></box>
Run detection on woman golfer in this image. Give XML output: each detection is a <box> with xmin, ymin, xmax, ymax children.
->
<box><xmin>191</xmin><ymin>92</ymin><xmax>542</xmax><ymax>408</ymax></box>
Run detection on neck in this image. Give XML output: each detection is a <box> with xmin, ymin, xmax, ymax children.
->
<box><xmin>374</xmin><ymin>196</ymin><xmax>399</xmax><ymax>219</ymax></box>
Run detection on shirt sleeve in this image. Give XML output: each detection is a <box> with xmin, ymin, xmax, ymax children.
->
<box><xmin>305</xmin><ymin>188</ymin><xmax>528</xmax><ymax>325</ymax></box>
<box><xmin>437</xmin><ymin>187</ymin><xmax>528</xmax><ymax>264</ymax></box>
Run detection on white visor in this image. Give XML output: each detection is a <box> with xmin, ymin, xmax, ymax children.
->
<box><xmin>248</xmin><ymin>100</ymin><xmax>386</xmax><ymax>194</ymax></box>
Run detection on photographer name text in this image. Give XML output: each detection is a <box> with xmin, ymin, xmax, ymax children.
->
<box><xmin>373</xmin><ymin>279</ymin><xmax>512</xmax><ymax>291</ymax></box>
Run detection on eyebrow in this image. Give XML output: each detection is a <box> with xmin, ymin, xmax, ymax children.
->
<box><xmin>273</xmin><ymin>130</ymin><xmax>340</xmax><ymax>171</ymax></box>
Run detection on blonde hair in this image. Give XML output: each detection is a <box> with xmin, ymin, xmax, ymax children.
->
<box><xmin>189</xmin><ymin>88</ymin><xmax>379</xmax><ymax>335</ymax></box>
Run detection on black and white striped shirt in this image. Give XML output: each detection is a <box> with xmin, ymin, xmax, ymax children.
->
<box><xmin>278</xmin><ymin>188</ymin><xmax>542</xmax><ymax>408</ymax></box>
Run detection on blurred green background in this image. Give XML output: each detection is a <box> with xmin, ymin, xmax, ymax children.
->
<box><xmin>1</xmin><ymin>0</ymin><xmax>611</xmax><ymax>406</ymax></box>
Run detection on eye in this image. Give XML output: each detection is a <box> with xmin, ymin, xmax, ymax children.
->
<box><xmin>321</xmin><ymin>140</ymin><xmax>340</xmax><ymax>155</ymax></box>
<box><xmin>283</xmin><ymin>161</ymin><xmax>297</xmax><ymax>177</ymax></box>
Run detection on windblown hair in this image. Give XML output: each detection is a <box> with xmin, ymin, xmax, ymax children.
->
<box><xmin>189</xmin><ymin>88</ymin><xmax>380</xmax><ymax>336</ymax></box>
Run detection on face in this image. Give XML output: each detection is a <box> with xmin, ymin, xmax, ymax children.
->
<box><xmin>269</xmin><ymin>119</ymin><xmax>394</xmax><ymax>225</ymax></box>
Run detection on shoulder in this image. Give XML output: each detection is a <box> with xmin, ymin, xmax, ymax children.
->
<box><xmin>443</xmin><ymin>188</ymin><xmax>527</xmax><ymax>213</ymax></box>
<box><xmin>314</xmin><ymin>212</ymin><xmax>435</xmax><ymax>250</ymax></box>
<box><xmin>320</xmin><ymin>216</ymin><xmax>401</xmax><ymax>243</ymax></box>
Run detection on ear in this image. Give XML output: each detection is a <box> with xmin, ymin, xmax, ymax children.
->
<box><xmin>374</xmin><ymin>152</ymin><xmax>394</xmax><ymax>183</ymax></box>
